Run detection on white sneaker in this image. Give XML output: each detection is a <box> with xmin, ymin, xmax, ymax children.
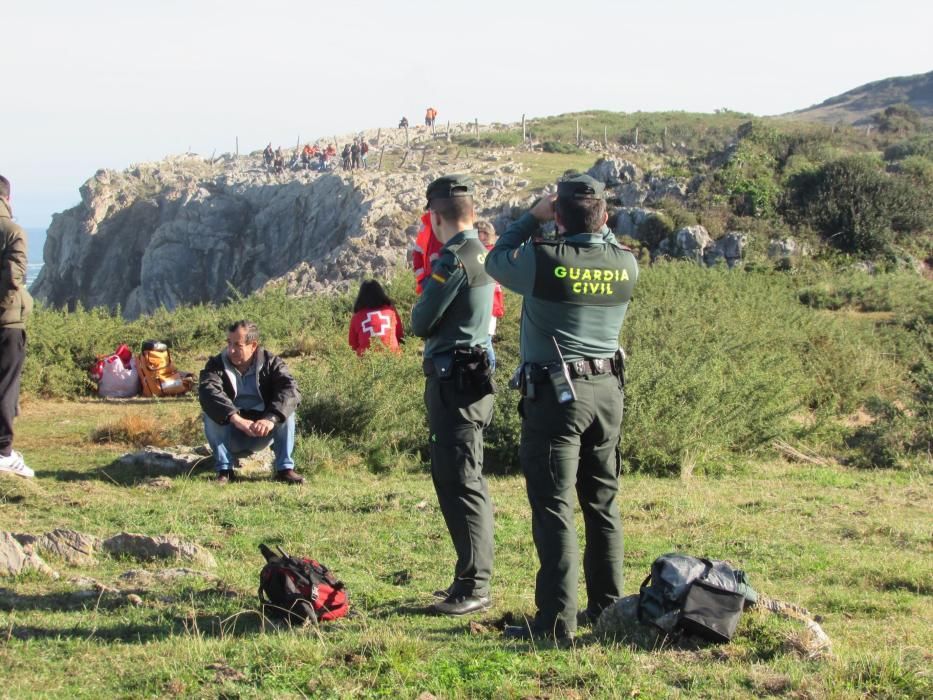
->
<box><xmin>0</xmin><ymin>451</ymin><xmax>35</xmax><ymax>478</ymax></box>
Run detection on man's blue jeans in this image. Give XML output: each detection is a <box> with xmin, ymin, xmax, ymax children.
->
<box><xmin>202</xmin><ymin>413</ymin><xmax>296</xmax><ymax>472</ymax></box>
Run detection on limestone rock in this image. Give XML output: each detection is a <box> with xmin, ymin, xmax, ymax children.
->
<box><xmin>115</xmin><ymin>445</ymin><xmax>212</xmax><ymax>475</ymax></box>
<box><xmin>1</xmin><ymin>532</ymin><xmax>58</xmax><ymax>578</ymax></box>
<box><xmin>594</xmin><ymin>594</ymin><xmax>666</xmax><ymax>648</ymax></box>
<box><xmin>588</xmin><ymin>158</ymin><xmax>639</xmax><ymax>186</ymax></box>
<box><xmin>646</xmin><ymin>175</ymin><xmax>688</xmax><ymax>204</ymax></box>
<box><xmin>0</xmin><ymin>532</ymin><xmax>28</xmax><ymax>576</ymax></box>
<box><xmin>35</xmin><ymin>529</ymin><xmax>101</xmax><ymax>565</ymax></box>
<box><xmin>618</xmin><ymin>181</ymin><xmax>649</xmax><ymax>207</ymax></box>
<box><xmin>614</xmin><ymin>207</ymin><xmax>657</xmax><ymax>238</ymax></box>
<box><xmin>768</xmin><ymin>237</ymin><xmax>798</xmax><ymax>258</ymax></box>
<box><xmin>103</xmin><ymin>533</ymin><xmax>217</xmax><ymax>568</ymax></box>
<box><xmin>661</xmin><ymin>225</ymin><xmax>713</xmax><ymax>262</ymax></box>
<box><xmin>705</xmin><ymin>232</ymin><xmax>748</xmax><ymax>268</ymax></box>
<box><xmin>32</xmin><ymin>156</ymin><xmax>453</xmax><ymax>317</ymax></box>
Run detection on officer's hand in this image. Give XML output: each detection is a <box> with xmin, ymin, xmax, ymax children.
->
<box><xmin>530</xmin><ymin>194</ymin><xmax>557</xmax><ymax>222</ymax></box>
<box><xmin>250</xmin><ymin>419</ymin><xmax>275</xmax><ymax>437</ymax></box>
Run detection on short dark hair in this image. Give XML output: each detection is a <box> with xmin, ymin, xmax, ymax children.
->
<box><xmin>429</xmin><ymin>196</ymin><xmax>474</xmax><ymax>224</ymax></box>
<box><xmin>354</xmin><ymin>280</ymin><xmax>394</xmax><ymax>312</ymax></box>
<box><xmin>228</xmin><ymin>319</ymin><xmax>259</xmax><ymax>343</ymax></box>
<box><xmin>555</xmin><ymin>196</ymin><xmax>606</xmax><ymax>234</ymax></box>
<box><xmin>0</xmin><ymin>176</ymin><xmax>10</xmax><ymax>200</ymax></box>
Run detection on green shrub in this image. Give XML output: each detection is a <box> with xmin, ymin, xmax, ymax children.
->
<box><xmin>655</xmin><ymin>197</ymin><xmax>697</xmax><ymax>230</ymax></box>
<box><xmin>455</xmin><ymin>131</ymin><xmax>523</xmax><ymax>149</ymax></box>
<box><xmin>798</xmin><ymin>272</ymin><xmax>933</xmax><ymax>316</ymax></box>
<box><xmin>871</xmin><ymin>104</ymin><xmax>922</xmax><ymax>135</ymax></box>
<box><xmin>541</xmin><ymin>141</ymin><xmax>584</xmax><ymax>155</ymax></box>
<box><xmin>637</xmin><ymin>212</ymin><xmax>675</xmax><ymax>250</ymax></box>
<box><xmin>620</xmin><ymin>264</ymin><xmax>810</xmax><ymax>474</ymax></box>
<box><xmin>846</xmin><ymin>396</ymin><xmax>928</xmax><ymax>469</ymax></box>
<box><xmin>716</xmin><ymin>140</ymin><xmax>782</xmax><ymax>218</ymax></box>
<box><xmin>884</xmin><ymin>134</ymin><xmax>933</xmax><ymax>162</ymax></box>
<box><xmin>787</xmin><ymin>155</ymin><xmax>913</xmax><ymax>254</ymax></box>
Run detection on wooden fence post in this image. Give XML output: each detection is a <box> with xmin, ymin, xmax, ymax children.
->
<box><xmin>475</xmin><ymin>118</ymin><xmax>479</xmax><ymax>135</ymax></box>
<box><xmin>634</xmin><ymin>127</ymin><xmax>639</xmax><ymax>146</ymax></box>
<box><xmin>604</xmin><ymin>125</ymin><xmax>608</xmax><ymax>148</ymax></box>
<box><xmin>378</xmin><ymin>145</ymin><xmax>386</xmax><ymax>170</ymax></box>
<box><xmin>375</xmin><ymin>128</ymin><xmax>381</xmax><ymax>145</ymax></box>
<box><xmin>400</xmin><ymin>150</ymin><xmax>410</xmax><ymax>167</ymax></box>
<box><xmin>405</xmin><ymin>125</ymin><xmax>410</xmax><ymax>147</ymax></box>
<box><xmin>576</xmin><ymin>119</ymin><xmax>580</xmax><ymax>145</ymax></box>
<box><xmin>446</xmin><ymin>120</ymin><xmax>451</xmax><ymax>143</ymax></box>
<box><xmin>420</xmin><ymin>149</ymin><xmax>427</xmax><ymax>166</ymax></box>
<box><xmin>522</xmin><ymin>114</ymin><xmax>526</xmax><ymax>143</ymax></box>
<box><xmin>235</xmin><ymin>136</ymin><xmax>239</xmax><ymax>157</ymax></box>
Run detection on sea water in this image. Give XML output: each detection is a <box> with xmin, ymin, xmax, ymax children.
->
<box><xmin>25</xmin><ymin>227</ymin><xmax>45</xmax><ymax>287</ymax></box>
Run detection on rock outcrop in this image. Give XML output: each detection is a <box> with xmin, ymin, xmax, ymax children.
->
<box><xmin>32</xmin><ymin>132</ymin><xmax>531</xmax><ymax>318</ymax></box>
<box><xmin>102</xmin><ymin>532</ymin><xmax>217</xmax><ymax>568</ymax></box>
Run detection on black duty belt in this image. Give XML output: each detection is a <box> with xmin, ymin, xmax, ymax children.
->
<box><xmin>528</xmin><ymin>357</ymin><xmax>616</xmax><ymax>382</ymax></box>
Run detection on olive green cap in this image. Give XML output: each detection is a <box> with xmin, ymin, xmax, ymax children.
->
<box><xmin>426</xmin><ymin>174</ymin><xmax>474</xmax><ymax>207</ymax></box>
<box><xmin>557</xmin><ymin>174</ymin><xmax>604</xmax><ymax>200</ymax></box>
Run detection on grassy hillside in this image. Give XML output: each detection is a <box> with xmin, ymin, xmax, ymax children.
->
<box><xmin>788</xmin><ymin>71</ymin><xmax>933</xmax><ymax>125</ymax></box>
<box><xmin>1</xmin><ymin>262</ymin><xmax>931</xmax><ymax>697</ymax></box>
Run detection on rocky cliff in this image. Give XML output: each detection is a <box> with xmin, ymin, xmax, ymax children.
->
<box><xmin>32</xmin><ymin>124</ymin><xmax>537</xmax><ymax>317</ymax></box>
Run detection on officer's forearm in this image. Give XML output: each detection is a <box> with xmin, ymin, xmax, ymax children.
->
<box><xmin>497</xmin><ymin>212</ymin><xmax>539</xmax><ymax>248</ymax></box>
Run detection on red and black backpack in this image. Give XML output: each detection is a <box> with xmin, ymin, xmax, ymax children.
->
<box><xmin>258</xmin><ymin>544</ymin><xmax>349</xmax><ymax>624</ymax></box>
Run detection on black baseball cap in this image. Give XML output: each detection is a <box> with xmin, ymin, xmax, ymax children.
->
<box><xmin>557</xmin><ymin>174</ymin><xmax>604</xmax><ymax>200</ymax></box>
<box><xmin>426</xmin><ymin>174</ymin><xmax>474</xmax><ymax>208</ymax></box>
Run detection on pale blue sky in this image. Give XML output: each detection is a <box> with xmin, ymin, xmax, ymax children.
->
<box><xmin>2</xmin><ymin>0</ymin><xmax>931</xmax><ymax>227</ymax></box>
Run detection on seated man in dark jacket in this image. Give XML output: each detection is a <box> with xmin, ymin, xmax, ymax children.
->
<box><xmin>199</xmin><ymin>320</ymin><xmax>304</xmax><ymax>484</ymax></box>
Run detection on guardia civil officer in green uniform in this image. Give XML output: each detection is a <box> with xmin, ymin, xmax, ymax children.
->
<box><xmin>411</xmin><ymin>175</ymin><xmax>497</xmax><ymax>616</ymax></box>
<box><xmin>485</xmin><ymin>174</ymin><xmax>638</xmax><ymax>641</ymax></box>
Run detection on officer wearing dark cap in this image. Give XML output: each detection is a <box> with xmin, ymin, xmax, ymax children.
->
<box><xmin>411</xmin><ymin>174</ymin><xmax>497</xmax><ymax>616</ymax></box>
<box><xmin>485</xmin><ymin>173</ymin><xmax>638</xmax><ymax>642</ymax></box>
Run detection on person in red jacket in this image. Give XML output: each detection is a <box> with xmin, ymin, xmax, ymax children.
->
<box><xmin>348</xmin><ymin>280</ymin><xmax>404</xmax><ymax>356</ymax></box>
<box><xmin>476</xmin><ymin>220</ymin><xmax>504</xmax><ymax>370</ymax></box>
<box><xmin>412</xmin><ymin>211</ymin><xmax>443</xmax><ymax>295</ymax></box>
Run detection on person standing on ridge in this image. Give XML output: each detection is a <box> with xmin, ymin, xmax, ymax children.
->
<box><xmin>485</xmin><ymin>174</ymin><xmax>638</xmax><ymax>643</ymax></box>
<box><xmin>360</xmin><ymin>140</ymin><xmax>369</xmax><ymax>169</ymax></box>
<box><xmin>0</xmin><ymin>175</ymin><xmax>35</xmax><ymax>479</ymax></box>
<box><xmin>342</xmin><ymin>143</ymin><xmax>352</xmax><ymax>170</ymax></box>
<box><xmin>411</xmin><ymin>175</ymin><xmax>496</xmax><ymax>616</ymax></box>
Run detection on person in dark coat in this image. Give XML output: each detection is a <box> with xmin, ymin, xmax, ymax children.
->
<box><xmin>0</xmin><ymin>175</ymin><xmax>33</xmax><ymax>479</ymax></box>
<box><xmin>199</xmin><ymin>320</ymin><xmax>304</xmax><ymax>484</ymax></box>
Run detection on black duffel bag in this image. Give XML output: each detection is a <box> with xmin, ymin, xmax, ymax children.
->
<box><xmin>638</xmin><ymin>553</ymin><xmax>757</xmax><ymax>643</ymax></box>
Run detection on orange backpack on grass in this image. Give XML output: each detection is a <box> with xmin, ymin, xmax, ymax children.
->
<box><xmin>137</xmin><ymin>340</ymin><xmax>194</xmax><ymax>397</ymax></box>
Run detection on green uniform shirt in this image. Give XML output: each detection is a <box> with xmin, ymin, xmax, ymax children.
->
<box><xmin>485</xmin><ymin>213</ymin><xmax>638</xmax><ymax>363</ymax></box>
<box><xmin>411</xmin><ymin>229</ymin><xmax>495</xmax><ymax>358</ymax></box>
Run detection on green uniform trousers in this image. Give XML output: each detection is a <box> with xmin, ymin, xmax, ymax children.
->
<box><xmin>425</xmin><ymin>375</ymin><xmax>495</xmax><ymax>597</ymax></box>
<box><xmin>519</xmin><ymin>371</ymin><xmax>624</xmax><ymax>635</ymax></box>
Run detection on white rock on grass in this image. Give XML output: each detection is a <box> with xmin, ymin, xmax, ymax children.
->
<box><xmin>103</xmin><ymin>533</ymin><xmax>217</xmax><ymax>568</ymax></box>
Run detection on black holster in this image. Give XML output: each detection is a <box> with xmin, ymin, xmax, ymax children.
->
<box><xmin>452</xmin><ymin>346</ymin><xmax>496</xmax><ymax>396</ymax></box>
